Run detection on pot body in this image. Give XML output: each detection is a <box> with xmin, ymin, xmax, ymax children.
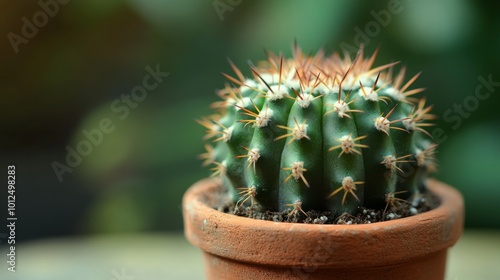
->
<box><xmin>183</xmin><ymin>179</ymin><xmax>463</xmax><ymax>280</ymax></box>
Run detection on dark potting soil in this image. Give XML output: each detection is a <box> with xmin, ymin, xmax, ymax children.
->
<box><xmin>215</xmin><ymin>191</ymin><xmax>439</xmax><ymax>224</ymax></box>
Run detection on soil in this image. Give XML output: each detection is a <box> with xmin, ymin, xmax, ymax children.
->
<box><xmin>215</xmin><ymin>192</ymin><xmax>439</xmax><ymax>224</ymax></box>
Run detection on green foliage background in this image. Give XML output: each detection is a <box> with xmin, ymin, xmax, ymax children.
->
<box><xmin>1</xmin><ymin>0</ymin><xmax>499</xmax><ymax>241</ymax></box>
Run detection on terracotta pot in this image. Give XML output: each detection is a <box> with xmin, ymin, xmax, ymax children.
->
<box><xmin>183</xmin><ymin>178</ymin><xmax>463</xmax><ymax>280</ymax></box>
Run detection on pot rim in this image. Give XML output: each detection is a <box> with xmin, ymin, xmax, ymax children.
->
<box><xmin>183</xmin><ymin>178</ymin><xmax>463</xmax><ymax>268</ymax></box>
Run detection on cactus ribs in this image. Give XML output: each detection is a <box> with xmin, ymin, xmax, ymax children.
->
<box><xmin>199</xmin><ymin>45</ymin><xmax>438</xmax><ymax>222</ymax></box>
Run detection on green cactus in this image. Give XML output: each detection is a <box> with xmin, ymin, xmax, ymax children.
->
<box><xmin>198</xmin><ymin>46</ymin><xmax>437</xmax><ymax>216</ymax></box>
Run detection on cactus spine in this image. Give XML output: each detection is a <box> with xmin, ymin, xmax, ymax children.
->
<box><xmin>199</xmin><ymin>46</ymin><xmax>437</xmax><ymax>215</ymax></box>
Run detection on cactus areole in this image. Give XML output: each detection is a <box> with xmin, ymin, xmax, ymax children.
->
<box><xmin>199</xmin><ymin>46</ymin><xmax>438</xmax><ymax>218</ymax></box>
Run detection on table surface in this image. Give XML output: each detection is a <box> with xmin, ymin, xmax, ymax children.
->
<box><xmin>0</xmin><ymin>230</ymin><xmax>499</xmax><ymax>280</ymax></box>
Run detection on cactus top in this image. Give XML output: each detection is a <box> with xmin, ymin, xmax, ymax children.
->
<box><xmin>199</xmin><ymin>46</ymin><xmax>437</xmax><ymax>215</ymax></box>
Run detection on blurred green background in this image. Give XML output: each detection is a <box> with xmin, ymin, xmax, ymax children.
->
<box><xmin>1</xmin><ymin>0</ymin><xmax>499</xmax><ymax>243</ymax></box>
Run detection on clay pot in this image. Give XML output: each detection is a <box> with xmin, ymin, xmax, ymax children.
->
<box><xmin>183</xmin><ymin>178</ymin><xmax>463</xmax><ymax>280</ymax></box>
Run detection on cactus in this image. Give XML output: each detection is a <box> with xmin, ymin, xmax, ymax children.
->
<box><xmin>198</xmin><ymin>46</ymin><xmax>437</xmax><ymax>216</ymax></box>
